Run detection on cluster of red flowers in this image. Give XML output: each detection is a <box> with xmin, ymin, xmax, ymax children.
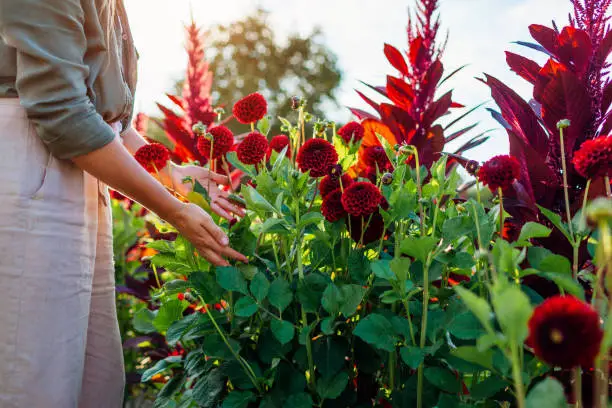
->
<box><xmin>134</xmin><ymin>143</ymin><xmax>171</xmax><ymax>173</ymax></box>
<box><xmin>477</xmin><ymin>154</ymin><xmax>521</xmax><ymax>192</ymax></box>
<box><xmin>572</xmin><ymin>135</ymin><xmax>612</xmax><ymax>180</ymax></box>
<box><xmin>196</xmin><ymin>125</ymin><xmax>235</xmax><ymax>160</ymax></box>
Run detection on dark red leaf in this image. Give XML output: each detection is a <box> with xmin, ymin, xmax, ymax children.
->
<box><xmin>386</xmin><ymin>75</ymin><xmax>414</xmax><ymax>111</ymax></box>
<box><xmin>356</xmin><ymin>90</ymin><xmax>382</xmax><ymax>115</ymax></box>
<box><xmin>379</xmin><ymin>103</ymin><xmax>416</xmax><ymax>144</ymax></box>
<box><xmin>422</xmin><ymin>91</ymin><xmax>453</xmax><ymax>128</ymax></box>
<box><xmin>505</xmin><ymin>52</ymin><xmax>542</xmax><ymax>84</ymax></box>
<box><xmin>557</xmin><ymin>26</ymin><xmax>592</xmax><ymax>76</ymax></box>
<box><xmin>166</xmin><ymin>94</ymin><xmax>185</xmax><ymax>109</ymax></box>
<box><xmin>348</xmin><ymin>108</ymin><xmax>378</xmax><ymax>121</ymax></box>
<box><xmin>384</xmin><ymin>43</ymin><xmax>409</xmax><ymax>77</ymax></box>
<box><xmin>450</xmin><ymin>102</ymin><xmax>465</xmax><ymax>108</ymax></box>
<box><xmin>529</xmin><ymin>24</ymin><xmax>560</xmax><ymax>57</ymax></box>
<box><xmin>445</xmin><ymin>123</ymin><xmax>479</xmax><ymax>143</ymax></box>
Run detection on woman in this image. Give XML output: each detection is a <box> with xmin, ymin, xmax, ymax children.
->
<box><xmin>0</xmin><ymin>0</ymin><xmax>246</xmax><ymax>406</ymax></box>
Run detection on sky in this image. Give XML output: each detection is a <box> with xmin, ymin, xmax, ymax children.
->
<box><xmin>125</xmin><ymin>0</ymin><xmax>571</xmax><ymax>162</ymax></box>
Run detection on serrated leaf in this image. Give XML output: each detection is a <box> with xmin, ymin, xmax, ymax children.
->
<box><xmin>400</xmin><ymin>347</ymin><xmax>426</xmax><ymax>369</ymax></box>
<box><xmin>316</xmin><ymin>371</ymin><xmax>349</xmax><ymax>400</ymax></box>
<box><xmin>268</xmin><ymin>278</ymin><xmax>293</xmax><ymax>313</ymax></box>
<box><xmin>400</xmin><ymin>236</ymin><xmax>438</xmax><ymax>263</ymax></box>
<box><xmin>526</xmin><ymin>377</ymin><xmax>567</xmax><ymax>408</ymax></box>
<box><xmin>234</xmin><ymin>296</ymin><xmax>258</xmax><ymax>317</ymax></box>
<box><xmin>354</xmin><ymin>314</ymin><xmax>398</xmax><ymax>352</ymax></box>
<box><xmin>424</xmin><ymin>367</ymin><xmax>462</xmax><ymax>393</ymax></box>
<box><xmin>321</xmin><ymin>283</ymin><xmax>366</xmax><ymax>317</ymax></box>
<box><xmin>223</xmin><ymin>391</ymin><xmax>255</xmax><ymax>408</ymax></box>
<box><xmin>216</xmin><ymin>266</ymin><xmax>249</xmax><ymax>295</ymax></box>
<box><xmin>134</xmin><ymin>308</ymin><xmax>157</xmax><ymax>334</ymax></box>
<box><xmin>271</xmin><ymin>319</ymin><xmax>295</xmax><ymax>345</ymax></box>
<box><xmin>250</xmin><ymin>272</ymin><xmax>270</xmax><ymax>302</ymax></box>
<box><xmin>154</xmin><ymin>299</ymin><xmax>185</xmax><ymax>332</ymax></box>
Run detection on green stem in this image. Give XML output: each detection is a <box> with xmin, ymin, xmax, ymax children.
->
<box><xmin>574</xmin><ymin>366</ymin><xmax>583</xmax><ymax>408</ymax></box>
<box><xmin>414</xmin><ymin>149</ymin><xmax>425</xmax><ymax>236</ymax></box>
<box><xmin>510</xmin><ymin>343</ymin><xmax>526</xmax><ymax>408</ymax></box>
<box><xmin>402</xmin><ymin>298</ymin><xmax>417</xmax><ymax>346</ymax></box>
<box><xmin>559</xmin><ymin>126</ymin><xmax>575</xmax><ymax>240</ymax></box>
<box><xmin>498</xmin><ymin>187</ymin><xmax>505</xmax><ymax>238</ymax></box>
<box><xmin>605</xmin><ymin>176</ymin><xmax>611</xmax><ymax>197</ymax></box>
<box><xmin>416</xmin><ymin>256</ymin><xmax>432</xmax><ymax>408</ymax></box>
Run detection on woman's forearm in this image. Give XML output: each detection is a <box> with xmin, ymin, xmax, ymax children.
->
<box><xmin>71</xmin><ymin>137</ymin><xmax>182</xmax><ymax>222</ymax></box>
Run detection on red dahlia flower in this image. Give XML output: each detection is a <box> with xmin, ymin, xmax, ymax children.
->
<box><xmin>572</xmin><ymin>135</ymin><xmax>612</xmax><ymax>180</ymax></box>
<box><xmin>341</xmin><ymin>181</ymin><xmax>383</xmax><ymax>217</ymax></box>
<box><xmin>347</xmin><ymin>211</ymin><xmax>385</xmax><ymax>245</ymax></box>
<box><xmin>135</xmin><ymin>143</ymin><xmax>170</xmax><ymax>173</ymax></box>
<box><xmin>267</xmin><ymin>134</ymin><xmax>291</xmax><ymax>160</ymax></box>
<box><xmin>362</xmin><ymin>145</ymin><xmax>393</xmax><ymax>172</ymax></box>
<box><xmin>477</xmin><ymin>155</ymin><xmax>520</xmax><ymax>192</ymax></box>
<box><xmin>319</xmin><ymin>173</ymin><xmax>354</xmax><ymax>199</ymax></box>
<box><xmin>237</xmin><ymin>132</ymin><xmax>269</xmax><ymax>165</ymax></box>
<box><xmin>196</xmin><ymin>126</ymin><xmax>234</xmax><ymax>159</ymax></box>
<box><xmin>527</xmin><ymin>295</ymin><xmax>602</xmax><ymax>369</ymax></box>
<box><xmin>338</xmin><ymin>121</ymin><xmax>365</xmax><ymax>144</ymax></box>
<box><xmin>232</xmin><ymin>92</ymin><xmax>268</xmax><ymax>124</ymax></box>
<box><xmin>297</xmin><ymin>138</ymin><xmax>339</xmax><ymax>177</ymax></box>
<box><xmin>321</xmin><ymin>189</ymin><xmax>347</xmax><ymax>222</ymax></box>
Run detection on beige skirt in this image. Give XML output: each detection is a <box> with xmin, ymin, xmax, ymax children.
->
<box><xmin>0</xmin><ymin>98</ymin><xmax>125</xmax><ymax>407</ymax></box>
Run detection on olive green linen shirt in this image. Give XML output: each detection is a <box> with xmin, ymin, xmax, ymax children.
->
<box><xmin>0</xmin><ymin>0</ymin><xmax>137</xmax><ymax>159</ymax></box>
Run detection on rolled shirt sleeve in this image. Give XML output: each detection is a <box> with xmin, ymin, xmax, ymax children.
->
<box><xmin>0</xmin><ymin>0</ymin><xmax>116</xmax><ymax>159</ymax></box>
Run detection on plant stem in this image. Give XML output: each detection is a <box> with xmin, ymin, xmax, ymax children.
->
<box><xmin>498</xmin><ymin>187</ymin><xmax>505</xmax><ymax>238</ymax></box>
<box><xmin>606</xmin><ymin>176</ymin><xmax>611</xmax><ymax>196</ymax></box>
<box><xmin>221</xmin><ymin>156</ymin><xmax>236</xmax><ymax>194</ymax></box>
<box><xmin>559</xmin><ymin>126</ymin><xmax>575</xmax><ymax>240</ymax></box>
<box><xmin>510</xmin><ymin>343</ymin><xmax>526</xmax><ymax>408</ymax></box>
<box><xmin>414</xmin><ymin>149</ymin><xmax>425</xmax><ymax>236</ymax></box>
<box><xmin>416</xmin><ymin>256</ymin><xmax>432</xmax><ymax>408</ymax></box>
<box><xmin>573</xmin><ymin>366</ymin><xmax>583</xmax><ymax>408</ymax></box>
<box><xmin>389</xmin><ymin>305</ymin><xmax>397</xmax><ymax>392</ymax></box>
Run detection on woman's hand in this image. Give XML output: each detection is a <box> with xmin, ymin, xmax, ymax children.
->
<box><xmin>167</xmin><ymin>163</ymin><xmax>246</xmax><ymax>221</ymax></box>
<box><xmin>166</xmin><ymin>202</ymin><xmax>248</xmax><ymax>267</ymax></box>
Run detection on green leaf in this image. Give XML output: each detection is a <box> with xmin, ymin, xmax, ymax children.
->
<box><xmin>390</xmin><ymin>257</ymin><xmax>411</xmax><ymax>282</ymax></box>
<box><xmin>146</xmin><ymin>240</ymin><xmax>175</xmax><ymax>253</ymax></box>
<box><xmin>321</xmin><ymin>317</ymin><xmax>335</xmax><ymax>335</ymax></box>
<box><xmin>424</xmin><ymin>367</ymin><xmax>462</xmax><ymax>393</ymax></box>
<box><xmin>271</xmin><ymin>319</ymin><xmax>295</xmax><ymax>345</ymax></box>
<box><xmin>166</xmin><ymin>313</ymin><xmax>198</xmax><ymax>346</ymax></box>
<box><xmin>234</xmin><ymin>296</ymin><xmax>258</xmax><ymax>317</ymax></box>
<box><xmin>226</xmin><ymin>151</ymin><xmax>256</xmax><ymax>178</ymax></box>
<box><xmin>142</xmin><ymin>359</ymin><xmax>170</xmax><ymax>382</ymax></box>
<box><xmin>192</xmin><ymin>368</ymin><xmax>224</xmax><ymax>407</ymax></box>
<box><xmin>216</xmin><ymin>266</ymin><xmax>249</xmax><ymax>295</ymax></box>
<box><xmin>354</xmin><ymin>314</ymin><xmax>399</xmax><ymax>352</ymax></box>
<box><xmin>453</xmin><ymin>286</ymin><xmax>494</xmax><ymax>334</ymax></box>
<box><xmin>298</xmin><ymin>212</ymin><xmax>324</xmax><ymax>230</ymax></box>
<box><xmin>190</xmin><ymin>271</ymin><xmax>224</xmax><ymax>303</ymax></box>
<box><xmin>242</xmin><ymin>185</ymin><xmax>279</xmax><ymax>216</ymax></box>
<box><xmin>154</xmin><ymin>299</ymin><xmax>185</xmax><ymax>332</ymax></box>
<box><xmin>442</xmin><ymin>216</ymin><xmax>475</xmax><ymax>242</ymax></box>
<box><xmin>451</xmin><ymin>346</ymin><xmax>494</xmax><ymax>370</ymax></box>
<box><xmin>316</xmin><ymin>371</ymin><xmax>349</xmax><ymax>400</ymax></box>
<box><xmin>257</xmin><ymin>115</ymin><xmax>271</xmax><ymax>136</ymax></box>
<box><xmin>268</xmin><ymin>278</ymin><xmax>293</xmax><ymax>313</ymax></box>
<box><xmin>540</xmin><ymin>272</ymin><xmax>585</xmax><ymax>300</ymax></box>
<box><xmin>371</xmin><ymin>259</ymin><xmax>394</xmax><ymax>281</ymax></box>
<box><xmin>448</xmin><ymin>312</ymin><xmax>486</xmax><ymax>340</ymax></box>
<box><xmin>250</xmin><ymin>273</ymin><xmax>270</xmax><ymax>302</ymax></box>
<box><xmin>260</xmin><ymin>218</ymin><xmax>290</xmax><ymax>235</ymax></box>
<box><xmin>400</xmin><ymin>347</ymin><xmax>426</xmax><ymax>369</ymax></box>
<box><xmin>223</xmin><ymin>391</ymin><xmax>255</xmax><ymax>408</ymax></box>
<box><xmin>150</xmin><ymin>253</ymin><xmax>192</xmax><ymax>274</ymax></box>
<box><xmin>526</xmin><ymin>377</ymin><xmax>567</xmax><ymax>408</ymax></box>
<box><xmin>470</xmin><ymin>376</ymin><xmax>508</xmax><ymax>399</ymax></box>
<box><xmin>321</xmin><ymin>283</ymin><xmax>366</xmax><ymax>317</ymax></box>
<box><xmin>538</xmin><ymin>205</ymin><xmax>573</xmax><ymax>244</ymax></box>
<box><xmin>348</xmin><ymin>249</ymin><xmax>371</xmax><ymax>283</ymax></box>
<box><xmin>400</xmin><ymin>236</ymin><xmax>438</xmax><ymax>263</ymax></box>
<box><xmin>517</xmin><ymin>222</ymin><xmax>552</xmax><ymax>245</ymax></box>
<box><xmin>539</xmin><ymin>255</ymin><xmax>572</xmax><ymax>276</ymax></box>
<box><xmin>284</xmin><ymin>393</ymin><xmax>313</xmax><ymax>408</ymax></box>
<box><xmin>492</xmin><ymin>285</ymin><xmax>533</xmax><ymax>344</ymax></box>
<box><xmin>134</xmin><ymin>308</ymin><xmax>157</xmax><ymax>334</ymax></box>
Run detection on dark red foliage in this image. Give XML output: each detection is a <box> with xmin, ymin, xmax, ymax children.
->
<box><xmin>135</xmin><ymin>143</ymin><xmax>170</xmax><ymax>173</ymax></box>
<box><xmin>232</xmin><ymin>92</ymin><xmax>268</xmax><ymax>124</ymax></box>
<box><xmin>297</xmin><ymin>138</ymin><xmax>339</xmax><ymax>177</ymax></box>
<box><xmin>572</xmin><ymin>135</ymin><xmax>612</xmax><ymax>179</ymax></box>
<box><xmin>237</xmin><ymin>132</ymin><xmax>269</xmax><ymax>165</ymax></box>
<box><xmin>338</xmin><ymin>121</ymin><xmax>365</xmax><ymax>144</ymax></box>
<box><xmin>155</xmin><ymin>20</ymin><xmax>217</xmax><ymax>165</ymax></box>
<box><xmin>319</xmin><ymin>173</ymin><xmax>354</xmax><ymax>199</ymax></box>
<box><xmin>321</xmin><ymin>189</ymin><xmax>347</xmax><ymax>223</ymax></box>
<box><xmin>196</xmin><ymin>126</ymin><xmax>234</xmax><ymax>159</ymax></box>
<box><xmin>267</xmin><ymin>134</ymin><xmax>291</xmax><ymax>159</ymax></box>
<box><xmin>483</xmin><ymin>1</ymin><xmax>612</xmax><ymax>255</ymax></box>
<box><xmin>341</xmin><ymin>182</ymin><xmax>383</xmax><ymax>217</ymax></box>
<box><xmin>477</xmin><ymin>155</ymin><xmax>521</xmax><ymax>192</ymax></box>
<box><xmin>351</xmin><ymin>0</ymin><xmax>487</xmax><ymax>177</ymax></box>
<box><xmin>527</xmin><ymin>295</ymin><xmax>603</xmax><ymax>368</ymax></box>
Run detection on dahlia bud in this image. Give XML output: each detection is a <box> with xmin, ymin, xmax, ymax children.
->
<box><xmin>291</xmin><ymin>96</ymin><xmax>303</xmax><ymax>111</ymax></box>
<box><xmin>381</xmin><ymin>173</ymin><xmax>393</xmax><ymax>185</ymax></box>
<box><xmin>214</xmin><ymin>107</ymin><xmax>226</xmax><ymax>116</ymax></box>
<box><xmin>329</xmin><ymin>164</ymin><xmax>343</xmax><ymax>180</ymax></box>
<box><xmin>587</xmin><ymin>197</ymin><xmax>612</xmax><ymax>225</ymax></box>
<box><xmin>556</xmin><ymin>119</ymin><xmax>571</xmax><ymax>130</ymax></box>
<box><xmin>192</xmin><ymin>122</ymin><xmax>207</xmax><ymax>136</ymax></box>
<box><xmin>466</xmin><ymin>160</ymin><xmax>480</xmax><ymax>176</ymax></box>
<box><xmin>326</xmin><ymin>121</ymin><xmax>336</xmax><ymax>129</ymax></box>
<box><xmin>314</xmin><ymin>121</ymin><xmax>327</xmax><ymax>136</ymax></box>
<box><xmin>304</xmin><ymin>113</ymin><xmax>314</xmax><ymax>123</ymax></box>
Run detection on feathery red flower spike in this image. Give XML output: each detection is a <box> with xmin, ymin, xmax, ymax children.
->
<box><xmin>341</xmin><ymin>181</ymin><xmax>383</xmax><ymax>217</ymax></box>
<box><xmin>237</xmin><ymin>132</ymin><xmax>269</xmax><ymax>165</ymax></box>
<box><xmin>196</xmin><ymin>125</ymin><xmax>235</xmax><ymax>160</ymax></box>
<box><xmin>232</xmin><ymin>92</ymin><xmax>268</xmax><ymax>124</ymax></box>
<box><xmin>477</xmin><ymin>155</ymin><xmax>520</xmax><ymax>192</ymax></box>
<box><xmin>135</xmin><ymin>143</ymin><xmax>170</xmax><ymax>173</ymax></box>
<box><xmin>527</xmin><ymin>295</ymin><xmax>603</xmax><ymax>369</ymax></box>
<box><xmin>297</xmin><ymin>138</ymin><xmax>339</xmax><ymax>178</ymax></box>
<box><xmin>572</xmin><ymin>135</ymin><xmax>612</xmax><ymax>180</ymax></box>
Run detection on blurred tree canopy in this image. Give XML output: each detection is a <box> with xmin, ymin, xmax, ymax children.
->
<box><xmin>171</xmin><ymin>8</ymin><xmax>342</xmax><ymax>133</ymax></box>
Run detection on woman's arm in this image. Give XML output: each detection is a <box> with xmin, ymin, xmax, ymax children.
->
<box><xmin>72</xmin><ymin>138</ymin><xmax>248</xmax><ymax>266</ymax></box>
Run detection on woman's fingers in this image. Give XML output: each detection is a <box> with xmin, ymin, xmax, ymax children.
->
<box><xmin>198</xmin><ymin>247</ymin><xmax>229</xmax><ymax>267</ymax></box>
<box><xmin>200</xmin><ymin>217</ymin><xmax>230</xmax><ymax>246</ymax></box>
<box><xmin>215</xmin><ymin>198</ymin><xmax>246</xmax><ymax>217</ymax></box>
<box><xmin>208</xmin><ymin>170</ymin><xmax>231</xmax><ymax>185</ymax></box>
<box><xmin>210</xmin><ymin>201</ymin><xmax>232</xmax><ymax>221</ymax></box>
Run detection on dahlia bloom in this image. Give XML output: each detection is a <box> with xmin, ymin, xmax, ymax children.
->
<box><xmin>338</xmin><ymin>121</ymin><xmax>365</xmax><ymax>144</ymax></box>
<box><xmin>527</xmin><ymin>295</ymin><xmax>602</xmax><ymax>369</ymax></box>
<box><xmin>267</xmin><ymin>134</ymin><xmax>291</xmax><ymax>159</ymax></box>
<box><xmin>572</xmin><ymin>135</ymin><xmax>612</xmax><ymax>180</ymax></box>
<box><xmin>321</xmin><ymin>189</ymin><xmax>347</xmax><ymax>222</ymax></box>
<box><xmin>319</xmin><ymin>173</ymin><xmax>354</xmax><ymax>199</ymax></box>
<box><xmin>135</xmin><ymin>143</ymin><xmax>170</xmax><ymax>173</ymax></box>
<box><xmin>347</xmin><ymin>211</ymin><xmax>385</xmax><ymax>245</ymax></box>
<box><xmin>232</xmin><ymin>92</ymin><xmax>268</xmax><ymax>124</ymax></box>
<box><xmin>477</xmin><ymin>155</ymin><xmax>520</xmax><ymax>192</ymax></box>
<box><xmin>237</xmin><ymin>132</ymin><xmax>269</xmax><ymax>165</ymax></box>
<box><xmin>296</xmin><ymin>138</ymin><xmax>339</xmax><ymax>177</ymax></box>
<box><xmin>362</xmin><ymin>145</ymin><xmax>393</xmax><ymax>172</ymax></box>
<box><xmin>341</xmin><ymin>182</ymin><xmax>383</xmax><ymax>217</ymax></box>
<box><xmin>196</xmin><ymin>126</ymin><xmax>234</xmax><ymax>159</ymax></box>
